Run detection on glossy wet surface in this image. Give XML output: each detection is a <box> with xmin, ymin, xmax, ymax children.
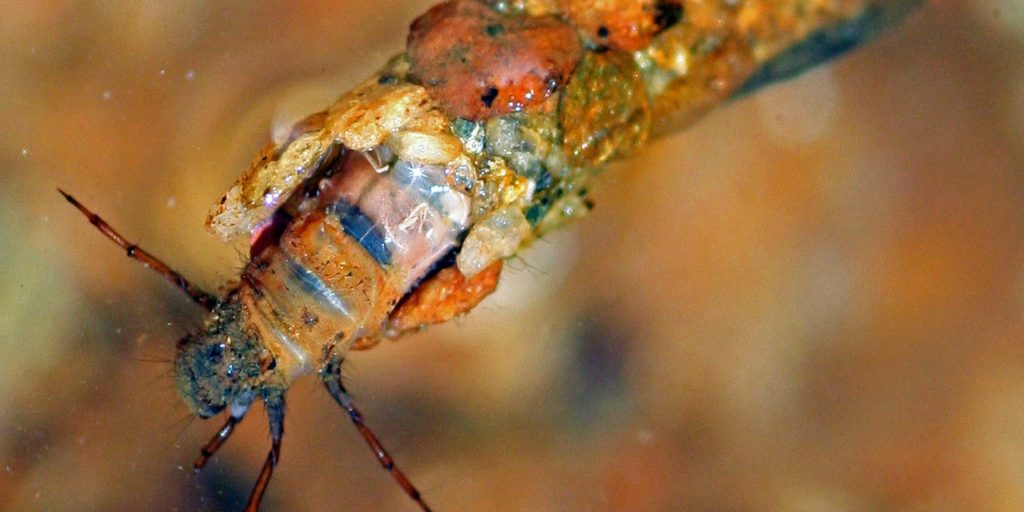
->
<box><xmin>2</xmin><ymin>2</ymin><xmax>1023</xmax><ymax>510</ymax></box>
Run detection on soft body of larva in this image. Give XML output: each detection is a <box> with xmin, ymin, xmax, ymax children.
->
<box><xmin>191</xmin><ymin>149</ymin><xmax>475</xmax><ymax>396</ymax></box>
<box><xmin>62</xmin><ymin>1</ymin><xmax>922</xmax><ymax>510</ymax></box>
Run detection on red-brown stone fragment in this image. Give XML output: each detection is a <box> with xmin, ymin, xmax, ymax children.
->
<box><xmin>386</xmin><ymin>260</ymin><xmax>503</xmax><ymax>335</ymax></box>
<box><xmin>559</xmin><ymin>0</ymin><xmax>682</xmax><ymax>52</ymax></box>
<box><xmin>407</xmin><ymin>0</ymin><xmax>581</xmax><ymax>120</ymax></box>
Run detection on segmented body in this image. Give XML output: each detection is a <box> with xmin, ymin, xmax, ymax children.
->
<box><xmin>238</xmin><ymin>148</ymin><xmax>474</xmax><ymax>382</ymax></box>
<box><xmin>198</xmin><ymin>0</ymin><xmax>919</xmax><ymax>388</ymax></box>
<box><xmin>65</xmin><ymin>1</ymin><xmax>921</xmax><ymax>510</ymax></box>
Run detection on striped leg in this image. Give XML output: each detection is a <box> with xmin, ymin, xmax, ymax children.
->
<box><xmin>59</xmin><ymin>189</ymin><xmax>218</xmax><ymax>310</ymax></box>
<box><xmin>193</xmin><ymin>407</ymin><xmax>247</xmax><ymax>471</ymax></box>
<box><xmin>244</xmin><ymin>391</ymin><xmax>284</xmax><ymax>512</ymax></box>
<box><xmin>321</xmin><ymin>356</ymin><xmax>433</xmax><ymax>512</ymax></box>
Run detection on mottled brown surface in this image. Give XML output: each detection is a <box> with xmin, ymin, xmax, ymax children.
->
<box><xmin>389</xmin><ymin>260</ymin><xmax>504</xmax><ymax>334</ymax></box>
<box><xmin>559</xmin><ymin>0</ymin><xmax>672</xmax><ymax>51</ymax></box>
<box><xmin>560</xmin><ymin>50</ymin><xmax>652</xmax><ymax>167</ymax></box>
<box><xmin>408</xmin><ymin>0</ymin><xmax>582</xmax><ymax>119</ymax></box>
<box><xmin>3</xmin><ymin>2</ymin><xmax>1024</xmax><ymax>512</ymax></box>
<box><xmin>205</xmin><ymin>110</ymin><xmax>333</xmax><ymax>241</ymax></box>
<box><xmin>642</xmin><ymin>0</ymin><xmax>884</xmax><ymax>134</ymax></box>
<box><xmin>325</xmin><ymin>78</ymin><xmax>439</xmax><ymax>151</ymax></box>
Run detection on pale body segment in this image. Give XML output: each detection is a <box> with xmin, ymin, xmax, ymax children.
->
<box><xmin>199</xmin><ymin>74</ymin><xmax>507</xmax><ymax>387</ymax></box>
<box><xmin>237</xmin><ymin>146</ymin><xmax>474</xmax><ymax>382</ymax></box>
<box><xmin>173</xmin><ymin>74</ymin><xmax>496</xmax><ymax>512</ymax></box>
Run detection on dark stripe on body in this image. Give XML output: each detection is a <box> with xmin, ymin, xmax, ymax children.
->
<box><xmin>288</xmin><ymin>259</ymin><xmax>329</xmax><ymax>297</ymax></box>
<box><xmin>285</xmin><ymin>258</ymin><xmax>354</xmax><ymax>318</ymax></box>
<box><xmin>393</xmin><ymin>247</ymin><xmax>458</xmax><ymax>311</ymax></box>
<box><xmin>330</xmin><ymin>201</ymin><xmax>392</xmax><ymax>266</ymax></box>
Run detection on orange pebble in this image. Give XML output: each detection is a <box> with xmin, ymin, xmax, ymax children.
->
<box><xmin>407</xmin><ymin>0</ymin><xmax>582</xmax><ymax>120</ymax></box>
<box><xmin>559</xmin><ymin>0</ymin><xmax>682</xmax><ymax>51</ymax></box>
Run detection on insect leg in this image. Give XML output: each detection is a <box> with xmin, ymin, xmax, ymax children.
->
<box><xmin>193</xmin><ymin>408</ymin><xmax>247</xmax><ymax>471</ymax></box>
<box><xmin>58</xmin><ymin>189</ymin><xmax>218</xmax><ymax>310</ymax></box>
<box><xmin>321</xmin><ymin>356</ymin><xmax>433</xmax><ymax>512</ymax></box>
<box><xmin>244</xmin><ymin>391</ymin><xmax>284</xmax><ymax>512</ymax></box>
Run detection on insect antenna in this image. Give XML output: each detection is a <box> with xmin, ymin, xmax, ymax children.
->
<box><xmin>58</xmin><ymin>189</ymin><xmax>219</xmax><ymax>311</ymax></box>
<box><xmin>321</xmin><ymin>357</ymin><xmax>433</xmax><ymax>512</ymax></box>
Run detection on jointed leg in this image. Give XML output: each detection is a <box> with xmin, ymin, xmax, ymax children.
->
<box><xmin>194</xmin><ymin>408</ymin><xmax>247</xmax><ymax>471</ymax></box>
<box><xmin>58</xmin><ymin>189</ymin><xmax>218</xmax><ymax>310</ymax></box>
<box><xmin>245</xmin><ymin>391</ymin><xmax>284</xmax><ymax>512</ymax></box>
<box><xmin>321</xmin><ymin>356</ymin><xmax>433</xmax><ymax>512</ymax></box>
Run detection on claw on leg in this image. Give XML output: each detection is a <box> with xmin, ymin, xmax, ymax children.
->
<box><xmin>321</xmin><ymin>357</ymin><xmax>433</xmax><ymax>512</ymax></box>
<box><xmin>244</xmin><ymin>392</ymin><xmax>285</xmax><ymax>512</ymax></box>
<box><xmin>194</xmin><ymin>412</ymin><xmax>245</xmax><ymax>471</ymax></box>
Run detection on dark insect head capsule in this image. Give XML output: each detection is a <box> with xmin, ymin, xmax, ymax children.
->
<box><xmin>174</xmin><ymin>303</ymin><xmax>265</xmax><ymax>419</ymax></box>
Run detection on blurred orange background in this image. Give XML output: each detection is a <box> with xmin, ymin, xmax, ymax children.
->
<box><xmin>1</xmin><ymin>1</ymin><xmax>1023</xmax><ymax>511</ymax></box>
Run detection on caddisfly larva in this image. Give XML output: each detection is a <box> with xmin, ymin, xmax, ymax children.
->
<box><xmin>62</xmin><ymin>1</ymin><xmax>920</xmax><ymax>510</ymax></box>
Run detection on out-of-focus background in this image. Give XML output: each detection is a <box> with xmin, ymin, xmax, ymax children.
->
<box><xmin>1</xmin><ymin>1</ymin><xmax>1022</xmax><ymax>511</ymax></box>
